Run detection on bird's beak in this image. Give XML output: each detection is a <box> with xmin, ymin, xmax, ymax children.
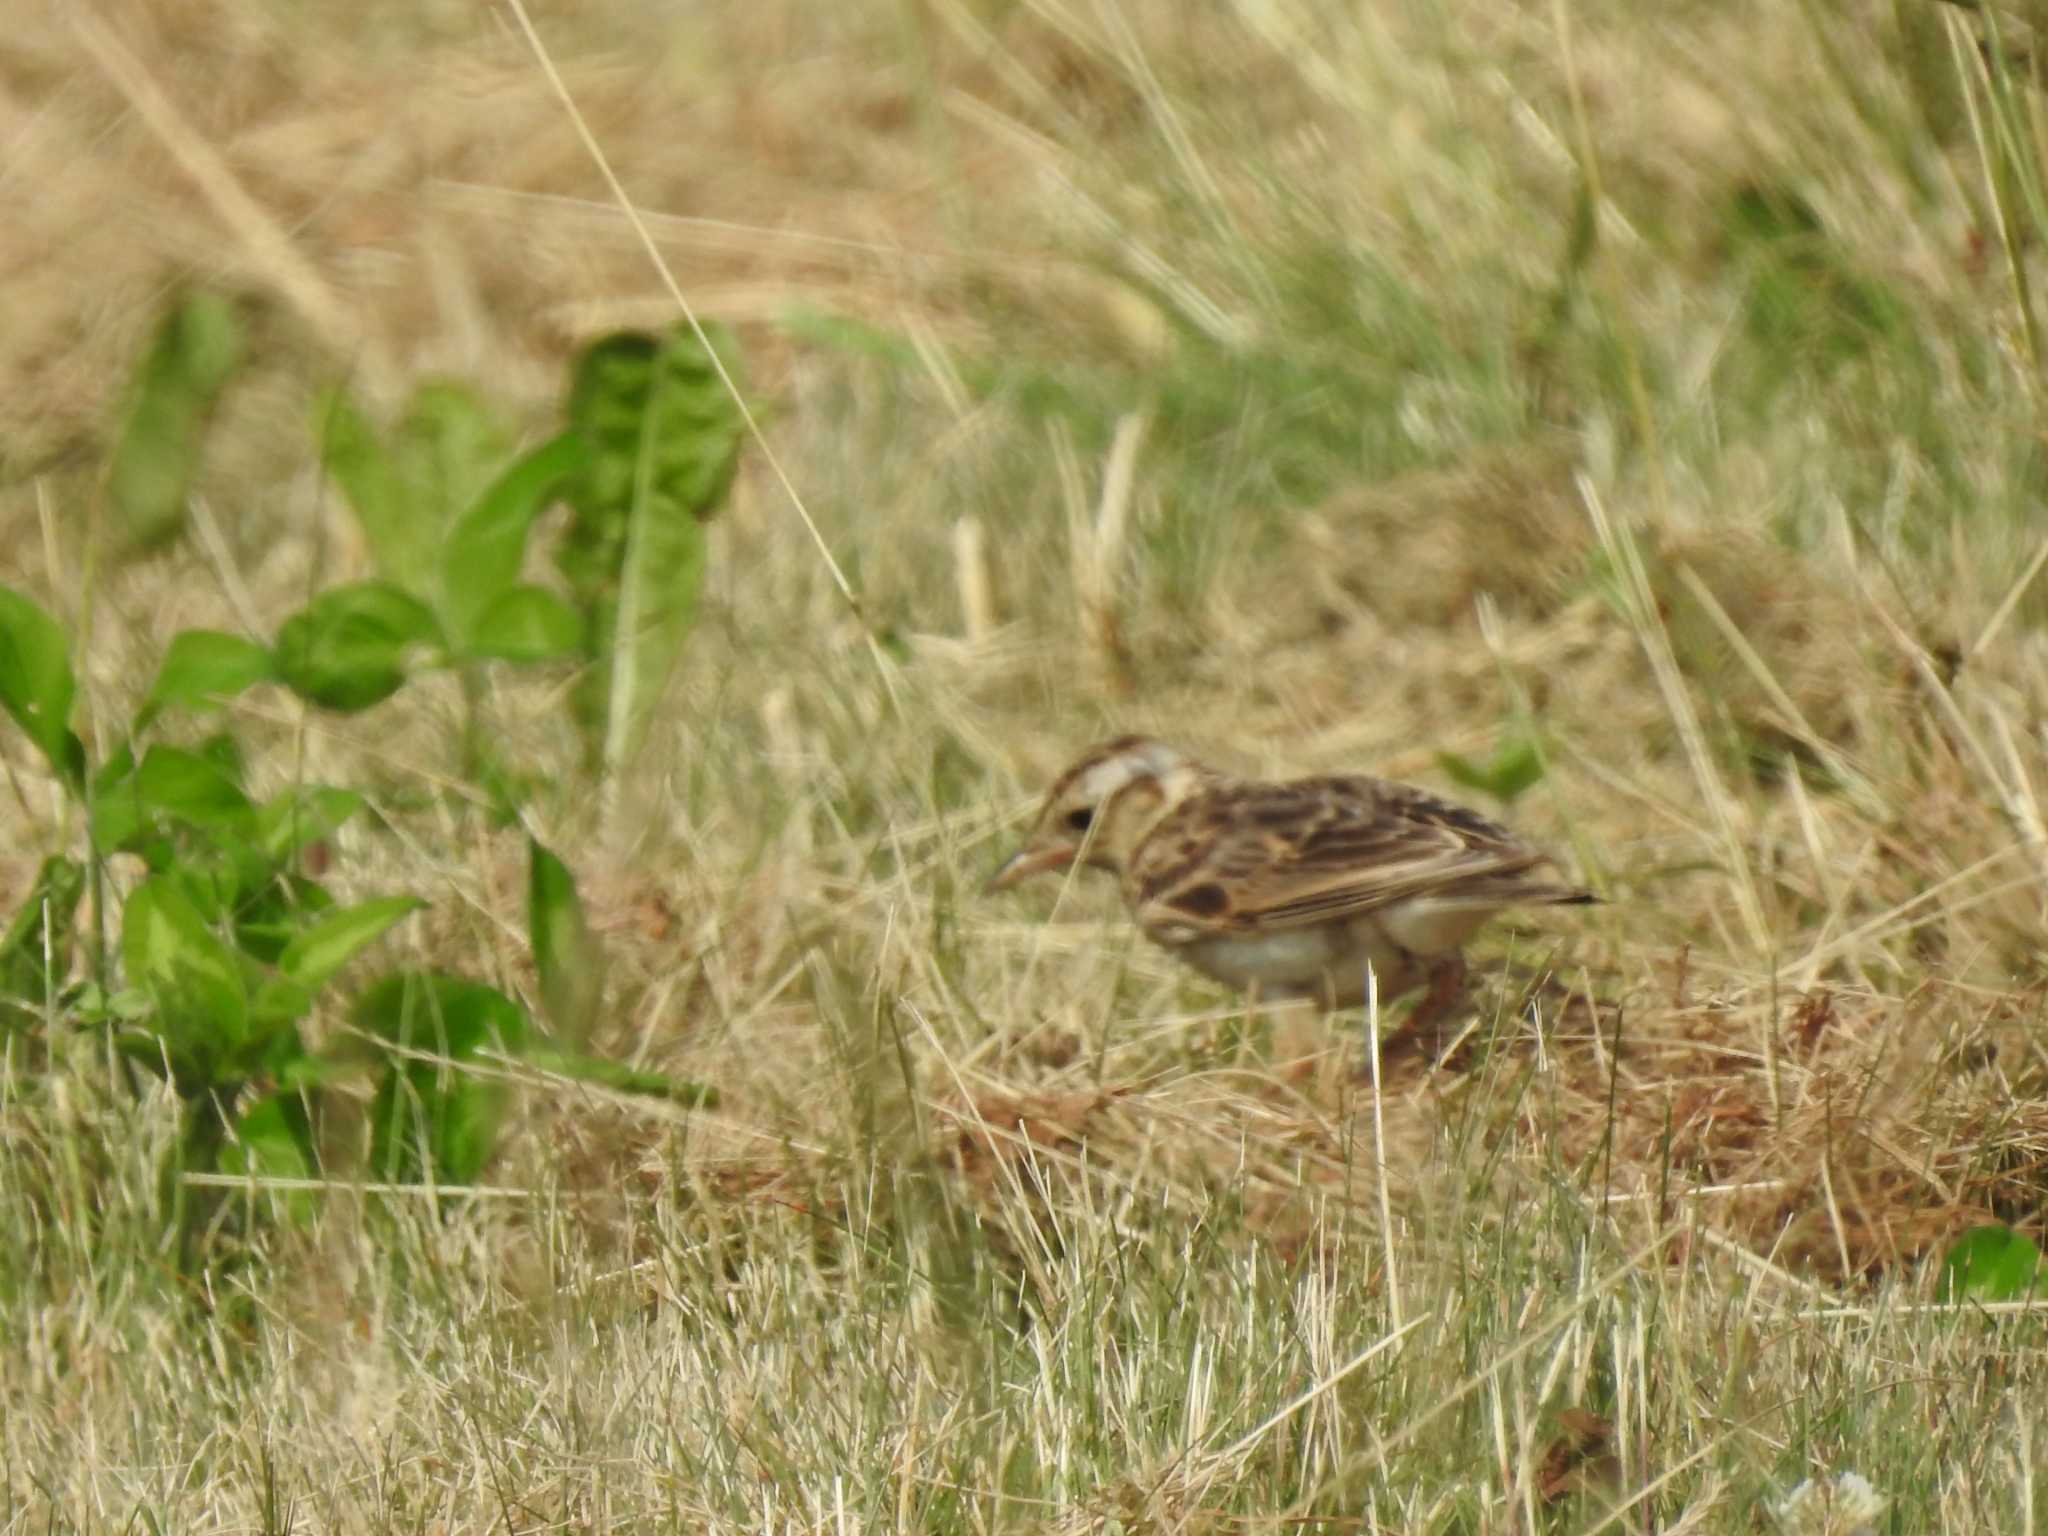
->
<box><xmin>983</xmin><ymin>843</ymin><xmax>1074</xmax><ymax>894</ymax></box>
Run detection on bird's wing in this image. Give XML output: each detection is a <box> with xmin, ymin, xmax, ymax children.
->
<box><xmin>1127</xmin><ymin>777</ymin><xmax>1573</xmax><ymax>939</ymax></box>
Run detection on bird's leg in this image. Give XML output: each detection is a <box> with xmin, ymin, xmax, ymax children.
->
<box><xmin>1356</xmin><ymin>957</ymin><xmax>1411</xmax><ymax>1069</ymax></box>
<box><xmin>1360</xmin><ymin>952</ymin><xmax>1469</xmax><ymax>1071</ymax></box>
<box><xmin>1401</xmin><ymin>952</ymin><xmax>1470</xmax><ymax>1059</ymax></box>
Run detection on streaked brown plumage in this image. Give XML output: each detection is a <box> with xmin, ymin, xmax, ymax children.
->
<box><xmin>988</xmin><ymin>735</ymin><xmax>1594</xmax><ymax>1055</ymax></box>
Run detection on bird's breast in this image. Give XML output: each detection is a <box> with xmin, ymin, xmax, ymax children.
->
<box><xmin>1174</xmin><ymin>927</ymin><xmax>1380</xmax><ymax>994</ymax></box>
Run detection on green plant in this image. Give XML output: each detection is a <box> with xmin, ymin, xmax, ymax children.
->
<box><xmin>0</xmin><ymin>572</ymin><xmax>712</xmax><ymax>1263</ymax></box>
<box><xmin>107</xmin><ymin>290</ymin><xmax>244</xmax><ymax>552</ymax></box>
<box><xmin>0</xmin><ymin>854</ymin><xmax>87</xmax><ymax>1039</ymax></box>
<box><xmin>1435</xmin><ymin>731</ymin><xmax>1547</xmax><ymax>809</ymax></box>
<box><xmin>0</xmin><ymin>298</ymin><xmax>746</xmax><ymax>1262</ymax></box>
<box><xmin>313</xmin><ymin>322</ymin><xmax>745</xmax><ymax>789</ymax></box>
<box><xmin>1937</xmin><ymin>1225</ymin><xmax>2048</xmax><ymax>1304</ymax></box>
<box><xmin>367</xmin><ymin>834</ymin><xmax>714</xmax><ymax>1188</ymax></box>
<box><xmin>0</xmin><ymin>590</ymin><xmax>413</xmax><ymax>1252</ymax></box>
<box><xmin>558</xmin><ymin>326</ymin><xmax>747</xmax><ymax>776</ymax></box>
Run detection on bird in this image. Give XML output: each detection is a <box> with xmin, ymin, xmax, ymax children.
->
<box><xmin>986</xmin><ymin>735</ymin><xmax>1595</xmax><ymax>1059</ymax></box>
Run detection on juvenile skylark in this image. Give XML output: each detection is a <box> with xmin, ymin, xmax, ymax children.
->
<box><xmin>987</xmin><ymin>736</ymin><xmax>1594</xmax><ymax>1056</ymax></box>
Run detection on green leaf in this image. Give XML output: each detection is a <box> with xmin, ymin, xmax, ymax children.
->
<box><xmin>72</xmin><ymin>983</ymin><xmax>153</xmax><ymax>1025</ymax></box>
<box><xmin>108</xmin><ymin>291</ymin><xmax>243</xmax><ymax>550</ymax></box>
<box><xmin>465</xmin><ymin>585</ymin><xmax>583</xmax><ymax>663</ymax></box>
<box><xmin>255</xmin><ymin>785</ymin><xmax>366</xmax><ymax>861</ymax></box>
<box><xmin>1939</xmin><ymin>1225</ymin><xmax>2048</xmax><ymax>1303</ymax></box>
<box><xmin>360</xmin><ymin>973</ymin><xmax>530</xmax><ymax>1186</ymax></box>
<box><xmin>90</xmin><ymin>743</ymin><xmax>257</xmax><ymax>858</ymax></box>
<box><xmin>0</xmin><ymin>855</ymin><xmax>87</xmax><ymax>1030</ymax></box>
<box><xmin>316</xmin><ymin>382</ymin><xmax>514</xmax><ymax>597</ymax></box>
<box><xmin>523</xmin><ymin>1044</ymin><xmax>718</xmax><ymax>1107</ymax></box>
<box><xmin>275</xmin><ymin>1049</ymin><xmax>358</xmax><ymax>1091</ymax></box>
<box><xmin>438</xmin><ymin>430</ymin><xmax>589</xmax><ymax>648</ymax></box>
<box><xmin>219</xmin><ymin>1092</ymin><xmax>319</xmax><ymax>1223</ymax></box>
<box><xmin>558</xmin><ymin>325</ymin><xmax>745</xmax><ymax>775</ymax></box>
<box><xmin>528</xmin><ymin>838</ymin><xmax>601</xmax><ymax>1045</ymax></box>
<box><xmin>136</xmin><ymin>742</ymin><xmax>252</xmax><ymax>825</ymax></box>
<box><xmin>355</xmin><ymin>971</ymin><xmax>529</xmax><ymax>1053</ymax></box>
<box><xmin>197</xmin><ymin>729</ymin><xmax>245</xmax><ymax>778</ymax></box>
<box><xmin>277</xmin><ymin>895</ymin><xmax>423</xmax><ymax>993</ymax></box>
<box><xmin>137</xmin><ymin>630</ymin><xmax>273</xmax><ymax>730</ymax></box>
<box><xmin>249</xmin><ymin>975</ymin><xmax>316</xmax><ymax>1033</ymax></box>
<box><xmin>394</xmin><ymin>383</ymin><xmax>513</xmax><ymax>565</ymax></box>
<box><xmin>90</xmin><ymin>742</ymin><xmax>269</xmax><ymax>911</ymax></box>
<box><xmin>315</xmin><ymin>389</ymin><xmax>418</xmax><ymax>587</ymax></box>
<box><xmin>0</xmin><ymin>586</ymin><xmax>86</xmax><ymax>788</ymax></box>
<box><xmin>1435</xmin><ymin>735</ymin><xmax>1546</xmax><ymax>808</ymax></box>
<box><xmin>274</xmin><ymin>581</ymin><xmax>442</xmax><ymax>712</ymax></box>
<box><xmin>234</xmin><ymin>871</ymin><xmax>337</xmax><ymax>967</ymax></box>
<box><xmin>88</xmin><ymin>768</ymin><xmax>148</xmax><ymax>856</ymax></box>
<box><xmin>121</xmin><ymin>875</ymin><xmax>249</xmax><ymax>1088</ymax></box>
<box><xmin>222</xmin><ymin>1093</ymin><xmax>315</xmax><ymax>1179</ymax></box>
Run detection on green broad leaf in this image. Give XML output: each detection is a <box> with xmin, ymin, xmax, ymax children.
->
<box><xmin>372</xmin><ymin>1065</ymin><xmax>503</xmax><ymax>1188</ymax></box>
<box><xmin>234</xmin><ymin>872</ymin><xmax>337</xmax><ymax>967</ymax></box>
<box><xmin>277</xmin><ymin>895</ymin><xmax>423</xmax><ymax>994</ymax></box>
<box><xmin>355</xmin><ymin>971</ymin><xmax>530</xmax><ymax>1054</ymax></box>
<box><xmin>71</xmin><ymin>983</ymin><xmax>153</xmax><ymax>1025</ymax></box>
<box><xmin>359</xmin><ymin>972</ymin><xmax>531</xmax><ymax>1186</ymax></box>
<box><xmin>256</xmin><ymin>785</ymin><xmax>366</xmax><ymax>861</ymax></box>
<box><xmin>274</xmin><ymin>581</ymin><xmax>442</xmax><ymax>712</ymax></box>
<box><xmin>89</xmin><ymin>753</ymin><xmax>152</xmax><ymax>856</ymax></box>
<box><xmin>315</xmin><ymin>388</ymin><xmax>417</xmax><ymax>586</ymax></box>
<box><xmin>522</xmin><ymin>1044</ymin><xmax>718</xmax><ymax>1107</ymax></box>
<box><xmin>165</xmin><ymin>860</ymin><xmax>267</xmax><ymax>933</ymax></box>
<box><xmin>394</xmin><ymin>383</ymin><xmax>514</xmax><ymax>566</ymax></box>
<box><xmin>558</xmin><ymin>325</ymin><xmax>746</xmax><ymax>777</ymax></box>
<box><xmin>219</xmin><ymin>1092</ymin><xmax>319</xmax><ymax>1223</ymax></box>
<box><xmin>465</xmin><ymin>585</ymin><xmax>583</xmax><ymax>663</ymax></box>
<box><xmin>136</xmin><ymin>740</ymin><xmax>252</xmax><ymax>825</ymax></box>
<box><xmin>249</xmin><ymin>975</ymin><xmax>316</xmax><ymax>1033</ymax></box>
<box><xmin>564</xmin><ymin>327</ymin><xmax>746</xmax><ymax>522</ymax></box>
<box><xmin>111</xmin><ymin>1029</ymin><xmax>176</xmax><ymax>1077</ymax></box>
<box><xmin>137</xmin><ymin>630</ymin><xmax>273</xmax><ymax>730</ymax></box>
<box><xmin>108</xmin><ymin>291</ymin><xmax>243</xmax><ymax>551</ymax></box>
<box><xmin>222</xmin><ymin>1091</ymin><xmax>317</xmax><ymax>1181</ymax></box>
<box><xmin>94</xmin><ymin>742</ymin><xmax>254</xmax><ymax>845</ymax></box>
<box><xmin>90</xmin><ymin>743</ymin><xmax>257</xmax><ymax>858</ymax></box>
<box><xmin>528</xmin><ymin>838</ymin><xmax>601</xmax><ymax>1045</ymax></box>
<box><xmin>0</xmin><ymin>855</ymin><xmax>87</xmax><ymax>1030</ymax></box>
<box><xmin>316</xmin><ymin>383</ymin><xmax>514</xmax><ymax>597</ymax></box>
<box><xmin>1435</xmin><ymin>735</ymin><xmax>1546</xmax><ymax>808</ymax></box>
<box><xmin>1939</xmin><ymin>1225</ymin><xmax>2048</xmax><ymax>1303</ymax></box>
<box><xmin>0</xmin><ymin>586</ymin><xmax>86</xmax><ymax>789</ymax></box>
<box><xmin>275</xmin><ymin>1049</ymin><xmax>359</xmax><ymax>1091</ymax></box>
<box><xmin>121</xmin><ymin>875</ymin><xmax>249</xmax><ymax>1086</ymax></box>
<box><xmin>195</xmin><ymin>730</ymin><xmax>246</xmax><ymax>781</ymax></box>
<box><xmin>437</xmin><ymin>430</ymin><xmax>589</xmax><ymax>648</ymax></box>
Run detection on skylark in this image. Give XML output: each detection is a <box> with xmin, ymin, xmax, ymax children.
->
<box><xmin>987</xmin><ymin>736</ymin><xmax>1594</xmax><ymax>1057</ymax></box>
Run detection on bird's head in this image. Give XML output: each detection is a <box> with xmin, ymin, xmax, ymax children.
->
<box><xmin>985</xmin><ymin>735</ymin><xmax>1196</xmax><ymax>891</ymax></box>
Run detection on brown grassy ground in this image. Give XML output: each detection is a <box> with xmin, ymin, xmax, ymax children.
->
<box><xmin>6</xmin><ymin>0</ymin><xmax>2048</xmax><ymax>1528</ymax></box>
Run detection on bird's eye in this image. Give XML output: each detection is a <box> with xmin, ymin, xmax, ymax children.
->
<box><xmin>1065</xmin><ymin>807</ymin><xmax>1095</xmax><ymax>834</ymax></box>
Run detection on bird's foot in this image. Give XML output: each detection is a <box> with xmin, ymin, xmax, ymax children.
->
<box><xmin>1359</xmin><ymin>954</ymin><xmax>1469</xmax><ymax>1074</ymax></box>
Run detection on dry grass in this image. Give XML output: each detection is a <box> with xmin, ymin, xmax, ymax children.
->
<box><xmin>6</xmin><ymin>0</ymin><xmax>2048</xmax><ymax>1529</ymax></box>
